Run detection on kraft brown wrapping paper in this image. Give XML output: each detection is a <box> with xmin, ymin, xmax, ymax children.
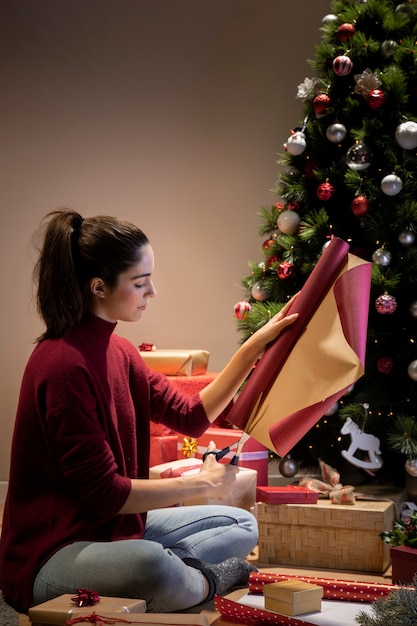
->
<box><xmin>227</xmin><ymin>237</ymin><xmax>372</xmax><ymax>456</ymax></box>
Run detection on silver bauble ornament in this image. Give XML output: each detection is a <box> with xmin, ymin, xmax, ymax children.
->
<box><xmin>278</xmin><ymin>456</ymin><xmax>298</xmax><ymax>478</ymax></box>
<box><xmin>346</xmin><ymin>142</ymin><xmax>371</xmax><ymax>171</ymax></box>
<box><xmin>399</xmin><ymin>230</ymin><xmax>415</xmax><ymax>246</ymax></box>
<box><xmin>326</xmin><ymin>123</ymin><xmax>347</xmax><ymax>143</ymax></box>
<box><xmin>324</xmin><ymin>402</ymin><xmax>339</xmax><ymax>416</ymax></box>
<box><xmin>395</xmin><ymin>121</ymin><xmax>417</xmax><ymax>150</ymax></box>
<box><xmin>322</xmin><ymin>13</ymin><xmax>338</xmax><ymax>25</ymax></box>
<box><xmin>372</xmin><ymin>247</ymin><xmax>392</xmax><ymax>267</ymax></box>
<box><xmin>405</xmin><ymin>458</ymin><xmax>417</xmax><ymax>477</ymax></box>
<box><xmin>410</xmin><ymin>302</ymin><xmax>417</xmax><ymax>318</ymax></box>
<box><xmin>251</xmin><ymin>282</ymin><xmax>269</xmax><ymax>302</ymax></box>
<box><xmin>408</xmin><ymin>360</ymin><xmax>417</xmax><ymax>381</ymax></box>
<box><xmin>380</xmin><ymin>40</ymin><xmax>398</xmax><ymax>59</ymax></box>
<box><xmin>381</xmin><ymin>174</ymin><xmax>402</xmax><ymax>196</ymax></box>
<box><xmin>277</xmin><ymin>210</ymin><xmax>301</xmax><ymax>235</ymax></box>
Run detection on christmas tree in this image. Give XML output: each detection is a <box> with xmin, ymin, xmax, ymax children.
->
<box><xmin>235</xmin><ymin>0</ymin><xmax>417</xmax><ymax>485</ymax></box>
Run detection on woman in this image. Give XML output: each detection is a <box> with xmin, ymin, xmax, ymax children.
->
<box><xmin>0</xmin><ymin>209</ymin><xmax>298</xmax><ymax>613</ymax></box>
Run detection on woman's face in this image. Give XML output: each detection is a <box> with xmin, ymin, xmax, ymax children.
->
<box><xmin>90</xmin><ymin>243</ymin><xmax>157</xmax><ymax>323</ymax></box>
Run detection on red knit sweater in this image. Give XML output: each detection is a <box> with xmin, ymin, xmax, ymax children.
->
<box><xmin>0</xmin><ymin>314</ymin><xmax>209</xmax><ymax>611</ymax></box>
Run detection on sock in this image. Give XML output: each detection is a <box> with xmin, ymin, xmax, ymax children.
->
<box><xmin>183</xmin><ymin>557</ymin><xmax>258</xmax><ymax>601</ymax></box>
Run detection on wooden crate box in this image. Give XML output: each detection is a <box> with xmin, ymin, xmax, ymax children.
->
<box><xmin>257</xmin><ymin>499</ymin><xmax>395</xmax><ymax>573</ymax></box>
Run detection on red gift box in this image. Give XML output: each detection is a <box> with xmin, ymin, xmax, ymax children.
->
<box><xmin>150</xmin><ymin>434</ymin><xmax>178</xmax><ymax>467</ymax></box>
<box><xmin>391</xmin><ymin>545</ymin><xmax>417</xmax><ymax>585</ymax></box>
<box><xmin>256</xmin><ymin>486</ymin><xmax>318</xmax><ymax>505</ymax></box>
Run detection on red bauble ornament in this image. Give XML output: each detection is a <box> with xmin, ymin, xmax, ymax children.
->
<box><xmin>367</xmin><ymin>89</ymin><xmax>386</xmax><ymax>109</ymax></box>
<box><xmin>375</xmin><ymin>293</ymin><xmax>397</xmax><ymax>315</ymax></box>
<box><xmin>313</xmin><ymin>94</ymin><xmax>331</xmax><ymax>116</ymax></box>
<box><xmin>377</xmin><ymin>357</ymin><xmax>394</xmax><ymax>374</ymax></box>
<box><xmin>351</xmin><ymin>195</ymin><xmax>370</xmax><ymax>216</ymax></box>
<box><xmin>266</xmin><ymin>254</ymin><xmax>279</xmax><ymax>267</ymax></box>
<box><xmin>336</xmin><ymin>23</ymin><xmax>356</xmax><ymax>42</ymax></box>
<box><xmin>262</xmin><ymin>238</ymin><xmax>275</xmax><ymax>250</ymax></box>
<box><xmin>332</xmin><ymin>55</ymin><xmax>353</xmax><ymax>76</ymax></box>
<box><xmin>277</xmin><ymin>261</ymin><xmax>295</xmax><ymax>280</ymax></box>
<box><xmin>234</xmin><ymin>301</ymin><xmax>251</xmax><ymax>320</ymax></box>
<box><xmin>317</xmin><ymin>181</ymin><xmax>335</xmax><ymax>201</ymax></box>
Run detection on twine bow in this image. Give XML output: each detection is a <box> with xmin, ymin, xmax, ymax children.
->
<box><xmin>181</xmin><ymin>436</ymin><xmax>198</xmax><ymax>458</ymax></box>
<box><xmin>299</xmin><ymin>459</ymin><xmax>356</xmax><ymax>504</ymax></box>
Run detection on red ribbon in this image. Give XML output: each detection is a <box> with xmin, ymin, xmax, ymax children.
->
<box><xmin>67</xmin><ymin>615</ymin><xmax>131</xmax><ymax>625</ymax></box>
<box><xmin>71</xmin><ymin>589</ymin><xmax>101</xmax><ymax>607</ymax></box>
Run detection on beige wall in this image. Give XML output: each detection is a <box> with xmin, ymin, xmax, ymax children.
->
<box><xmin>0</xmin><ymin>0</ymin><xmax>330</xmax><ymax>483</ymax></box>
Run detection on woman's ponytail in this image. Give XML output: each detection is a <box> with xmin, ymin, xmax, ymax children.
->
<box><xmin>34</xmin><ymin>209</ymin><xmax>85</xmax><ymax>340</ymax></box>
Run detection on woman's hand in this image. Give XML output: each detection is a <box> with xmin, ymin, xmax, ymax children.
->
<box><xmin>243</xmin><ymin>294</ymin><xmax>299</xmax><ymax>361</ymax></box>
<box><xmin>197</xmin><ymin>453</ymin><xmax>238</xmax><ymax>500</ymax></box>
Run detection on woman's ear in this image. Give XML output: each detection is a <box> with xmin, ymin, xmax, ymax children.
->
<box><xmin>89</xmin><ymin>277</ymin><xmax>106</xmax><ymax>299</ymax></box>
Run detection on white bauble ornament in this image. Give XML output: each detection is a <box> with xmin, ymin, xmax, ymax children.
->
<box><xmin>395</xmin><ymin>122</ymin><xmax>417</xmax><ymax>150</ymax></box>
<box><xmin>286</xmin><ymin>132</ymin><xmax>306</xmax><ymax>156</ymax></box>
<box><xmin>326</xmin><ymin>123</ymin><xmax>347</xmax><ymax>143</ymax></box>
<box><xmin>408</xmin><ymin>360</ymin><xmax>417</xmax><ymax>381</ymax></box>
<box><xmin>381</xmin><ymin>174</ymin><xmax>402</xmax><ymax>196</ymax></box>
<box><xmin>277</xmin><ymin>210</ymin><xmax>301</xmax><ymax>235</ymax></box>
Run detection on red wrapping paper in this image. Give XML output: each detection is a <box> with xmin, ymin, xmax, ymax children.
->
<box><xmin>214</xmin><ymin>573</ymin><xmax>399</xmax><ymax>626</ymax></box>
<box><xmin>214</xmin><ymin>595</ymin><xmax>317</xmax><ymax>626</ymax></box>
<box><xmin>227</xmin><ymin>238</ymin><xmax>371</xmax><ymax>456</ymax></box>
<box><xmin>248</xmin><ymin>572</ymin><xmax>397</xmax><ymax>601</ymax></box>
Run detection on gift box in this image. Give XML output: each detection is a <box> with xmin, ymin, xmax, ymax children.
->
<box><xmin>257</xmin><ymin>499</ymin><xmax>395</xmax><ymax>573</ymax></box>
<box><xmin>149</xmin><ymin>434</ymin><xmax>178</xmax><ymax>466</ymax></box>
<box><xmin>391</xmin><ymin>545</ymin><xmax>417</xmax><ymax>585</ymax></box>
<box><xmin>263</xmin><ymin>580</ymin><xmax>323</xmax><ymax>616</ymax></box>
<box><xmin>150</xmin><ymin>458</ymin><xmax>257</xmax><ymax>511</ymax></box>
<box><xmin>177</xmin><ymin>427</ymin><xmax>269</xmax><ymax>487</ymax></box>
<box><xmin>29</xmin><ymin>594</ymin><xmax>146</xmax><ymax>626</ymax></box>
<box><xmin>256</xmin><ymin>486</ymin><xmax>318</xmax><ymax>505</ymax></box>
<box><xmin>139</xmin><ymin>349</ymin><xmax>209</xmax><ymax>376</ymax></box>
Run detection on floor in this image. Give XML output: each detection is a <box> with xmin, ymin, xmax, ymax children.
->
<box><xmin>1</xmin><ymin>501</ymin><xmax>393</xmax><ymax>626</ymax></box>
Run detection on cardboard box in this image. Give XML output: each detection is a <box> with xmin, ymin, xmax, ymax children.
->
<box><xmin>263</xmin><ymin>580</ymin><xmax>323</xmax><ymax>616</ymax></box>
<box><xmin>257</xmin><ymin>499</ymin><xmax>395</xmax><ymax>573</ymax></box>
<box><xmin>150</xmin><ymin>458</ymin><xmax>257</xmax><ymax>511</ymax></box>
<box><xmin>256</xmin><ymin>485</ymin><xmax>318</xmax><ymax>505</ymax></box>
<box><xmin>29</xmin><ymin>594</ymin><xmax>146</xmax><ymax>625</ymax></box>
<box><xmin>139</xmin><ymin>349</ymin><xmax>209</xmax><ymax>376</ymax></box>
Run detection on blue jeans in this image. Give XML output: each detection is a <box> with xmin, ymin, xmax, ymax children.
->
<box><xmin>32</xmin><ymin>505</ymin><xmax>258</xmax><ymax>612</ymax></box>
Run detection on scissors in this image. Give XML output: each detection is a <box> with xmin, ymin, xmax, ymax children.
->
<box><xmin>202</xmin><ymin>432</ymin><xmax>250</xmax><ymax>465</ymax></box>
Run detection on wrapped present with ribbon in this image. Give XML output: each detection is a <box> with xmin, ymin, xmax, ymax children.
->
<box><xmin>299</xmin><ymin>459</ymin><xmax>356</xmax><ymax>504</ymax></box>
<box><xmin>29</xmin><ymin>593</ymin><xmax>146</xmax><ymax>626</ymax></box>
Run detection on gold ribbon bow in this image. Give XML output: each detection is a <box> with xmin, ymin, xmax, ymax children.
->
<box><xmin>181</xmin><ymin>436</ymin><xmax>198</xmax><ymax>458</ymax></box>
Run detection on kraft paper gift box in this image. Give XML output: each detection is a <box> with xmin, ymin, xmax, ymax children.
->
<box><xmin>177</xmin><ymin>427</ymin><xmax>269</xmax><ymax>486</ymax></box>
<box><xmin>150</xmin><ymin>458</ymin><xmax>257</xmax><ymax>511</ymax></box>
<box><xmin>29</xmin><ymin>594</ymin><xmax>146</xmax><ymax>626</ymax></box>
<box><xmin>139</xmin><ymin>349</ymin><xmax>210</xmax><ymax>376</ymax></box>
<box><xmin>263</xmin><ymin>580</ymin><xmax>323</xmax><ymax>616</ymax></box>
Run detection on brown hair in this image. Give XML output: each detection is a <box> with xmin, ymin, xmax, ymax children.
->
<box><xmin>33</xmin><ymin>209</ymin><xmax>149</xmax><ymax>340</ymax></box>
